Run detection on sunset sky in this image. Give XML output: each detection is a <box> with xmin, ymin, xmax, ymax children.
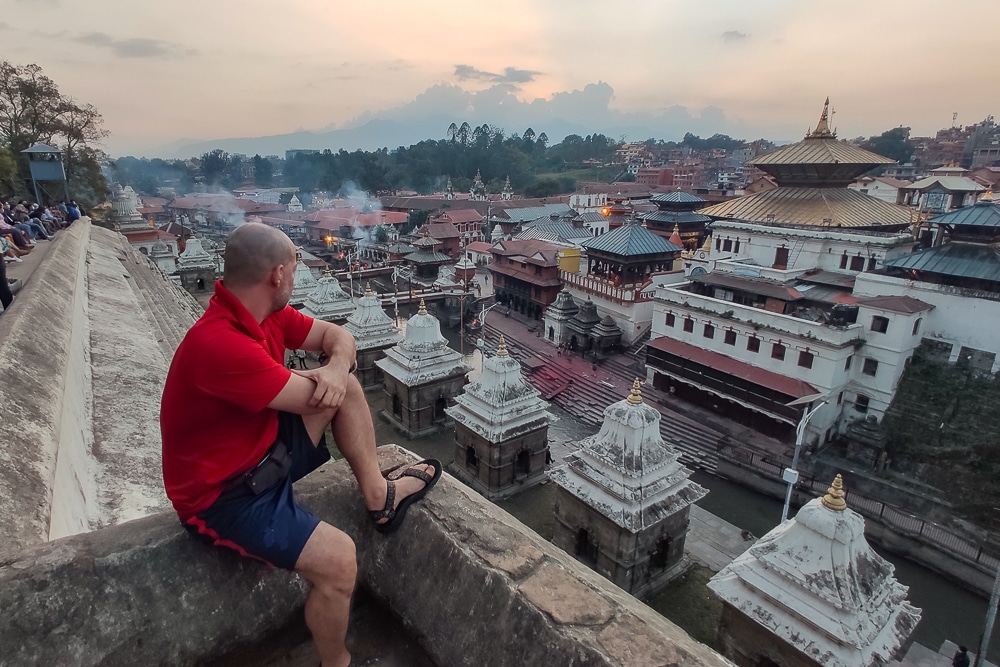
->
<box><xmin>4</xmin><ymin>0</ymin><xmax>996</xmax><ymax>156</ymax></box>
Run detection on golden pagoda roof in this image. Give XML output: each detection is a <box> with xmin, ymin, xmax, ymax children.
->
<box><xmin>698</xmin><ymin>185</ymin><xmax>913</xmax><ymax>229</ymax></box>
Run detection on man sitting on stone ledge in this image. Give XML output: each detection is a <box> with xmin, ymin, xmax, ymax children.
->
<box><xmin>160</xmin><ymin>222</ymin><xmax>441</xmax><ymax>667</ymax></box>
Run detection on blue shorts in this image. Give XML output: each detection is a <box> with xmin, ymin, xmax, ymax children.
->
<box><xmin>184</xmin><ymin>412</ymin><xmax>332</xmax><ymax>570</ymax></box>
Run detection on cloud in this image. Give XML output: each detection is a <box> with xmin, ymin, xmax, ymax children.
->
<box><xmin>73</xmin><ymin>32</ymin><xmax>186</xmax><ymax>59</ymax></box>
<box><xmin>722</xmin><ymin>30</ymin><xmax>748</xmax><ymax>42</ymax></box>
<box><xmin>454</xmin><ymin>64</ymin><xmax>541</xmax><ymax>85</ymax></box>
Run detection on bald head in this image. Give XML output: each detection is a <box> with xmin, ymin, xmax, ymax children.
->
<box><xmin>223</xmin><ymin>223</ymin><xmax>296</xmax><ymax>288</ymax></box>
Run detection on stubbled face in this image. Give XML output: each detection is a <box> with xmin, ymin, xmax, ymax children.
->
<box><xmin>272</xmin><ymin>246</ymin><xmax>297</xmax><ymax>312</ymax></box>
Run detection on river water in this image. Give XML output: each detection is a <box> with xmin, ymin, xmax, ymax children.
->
<box><xmin>367</xmin><ymin>306</ymin><xmax>995</xmax><ymax>659</ymax></box>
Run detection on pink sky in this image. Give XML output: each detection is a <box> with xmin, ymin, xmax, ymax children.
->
<box><xmin>3</xmin><ymin>0</ymin><xmax>996</xmax><ymax>155</ymax></box>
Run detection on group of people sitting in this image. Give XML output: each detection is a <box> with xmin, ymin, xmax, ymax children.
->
<box><xmin>0</xmin><ymin>198</ymin><xmax>83</xmax><ymax>311</ymax></box>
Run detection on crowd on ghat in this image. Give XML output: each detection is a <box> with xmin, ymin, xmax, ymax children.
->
<box><xmin>0</xmin><ymin>198</ymin><xmax>83</xmax><ymax>312</ymax></box>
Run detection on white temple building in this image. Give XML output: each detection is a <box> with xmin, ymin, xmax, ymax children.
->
<box><xmin>288</xmin><ymin>250</ymin><xmax>319</xmax><ymax>308</ymax></box>
<box><xmin>300</xmin><ymin>269</ymin><xmax>354</xmax><ymax>324</ymax></box>
<box><xmin>176</xmin><ymin>235</ymin><xmax>217</xmax><ymax>294</ymax></box>
<box><xmin>343</xmin><ymin>283</ymin><xmax>402</xmax><ymax>391</ymax></box>
<box><xmin>550</xmin><ymin>379</ymin><xmax>708</xmax><ymax>597</ymax></box>
<box><xmin>447</xmin><ymin>335</ymin><xmax>554</xmax><ymax>499</ymax></box>
<box><xmin>111</xmin><ymin>184</ymin><xmax>147</xmax><ymax>232</ymax></box>
<box><xmin>149</xmin><ymin>239</ymin><xmax>177</xmax><ymax>275</ymax></box>
<box><xmin>707</xmin><ymin>475</ymin><xmax>921</xmax><ymax>667</ymax></box>
<box><xmin>375</xmin><ymin>299</ymin><xmax>470</xmax><ymax>437</ymax></box>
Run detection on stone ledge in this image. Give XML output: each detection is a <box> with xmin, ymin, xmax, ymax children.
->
<box><xmin>1</xmin><ymin>445</ymin><xmax>733</xmax><ymax>667</ymax></box>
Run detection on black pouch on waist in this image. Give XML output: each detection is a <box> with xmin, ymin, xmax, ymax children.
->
<box><xmin>245</xmin><ymin>440</ymin><xmax>292</xmax><ymax>495</ymax></box>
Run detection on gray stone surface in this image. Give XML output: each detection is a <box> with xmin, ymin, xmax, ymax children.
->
<box><xmin>0</xmin><ymin>220</ymin><xmax>202</xmax><ymax>553</ymax></box>
<box><xmin>1</xmin><ymin>446</ymin><xmax>736</xmax><ymax>667</ymax></box>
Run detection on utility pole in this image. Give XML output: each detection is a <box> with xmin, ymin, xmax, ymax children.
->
<box><xmin>974</xmin><ymin>512</ymin><xmax>1000</xmax><ymax>667</ymax></box>
<box><xmin>781</xmin><ymin>393</ymin><xmax>830</xmax><ymax>522</ymax></box>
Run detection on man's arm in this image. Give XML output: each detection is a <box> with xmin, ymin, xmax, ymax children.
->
<box><xmin>268</xmin><ymin>319</ymin><xmax>357</xmax><ymax>413</ymax></box>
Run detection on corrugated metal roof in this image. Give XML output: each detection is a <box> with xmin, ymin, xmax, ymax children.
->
<box><xmin>495</xmin><ymin>204</ymin><xmax>575</xmax><ymax>223</ymax></box>
<box><xmin>514</xmin><ymin>220</ymin><xmax>591</xmax><ymax>244</ymax></box>
<box><xmin>689</xmin><ymin>272</ymin><xmax>803</xmax><ymax>300</ymax></box>
<box><xmin>404</xmin><ymin>249</ymin><xmax>451</xmax><ymax>264</ymax></box>
<box><xmin>749</xmin><ymin>136</ymin><xmax>895</xmax><ymax>167</ymax></box>
<box><xmin>930</xmin><ymin>201</ymin><xmax>1000</xmax><ymax>228</ymax></box>
<box><xmin>651</xmin><ymin>191</ymin><xmax>706</xmax><ymax>204</ymax></box>
<box><xmin>698</xmin><ymin>187</ymin><xmax>912</xmax><ymax>228</ymax></box>
<box><xmin>883</xmin><ymin>243</ymin><xmax>1000</xmax><ymax>282</ymax></box>
<box><xmin>642</xmin><ymin>211</ymin><xmax>713</xmax><ymax>224</ymax></box>
<box><xmin>581</xmin><ymin>222</ymin><xmax>682</xmax><ymax>256</ymax></box>
<box><xmin>907</xmin><ymin>176</ymin><xmax>986</xmax><ymax>193</ymax></box>
<box><xmin>574</xmin><ymin>212</ymin><xmax>607</xmax><ymax>223</ymax></box>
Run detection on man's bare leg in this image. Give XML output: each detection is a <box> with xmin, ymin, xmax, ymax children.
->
<box><xmin>294</xmin><ymin>522</ymin><xmax>357</xmax><ymax>667</ymax></box>
<box><xmin>301</xmin><ymin>375</ymin><xmax>433</xmax><ymax>520</ymax></box>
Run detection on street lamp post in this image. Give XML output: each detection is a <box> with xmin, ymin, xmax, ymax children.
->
<box><xmin>781</xmin><ymin>392</ymin><xmax>830</xmax><ymax>522</ymax></box>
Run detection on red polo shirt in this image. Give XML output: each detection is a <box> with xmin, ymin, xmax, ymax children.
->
<box><xmin>161</xmin><ymin>280</ymin><xmax>314</xmax><ymax>518</ymax></box>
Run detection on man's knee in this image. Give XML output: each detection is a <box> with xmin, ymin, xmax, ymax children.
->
<box><xmin>297</xmin><ymin>525</ymin><xmax>357</xmax><ymax>593</ymax></box>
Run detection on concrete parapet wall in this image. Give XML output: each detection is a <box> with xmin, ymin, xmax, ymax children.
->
<box><xmin>0</xmin><ymin>446</ymin><xmax>733</xmax><ymax>667</ymax></box>
<box><xmin>0</xmin><ymin>221</ymin><xmax>94</xmax><ymax>549</ymax></box>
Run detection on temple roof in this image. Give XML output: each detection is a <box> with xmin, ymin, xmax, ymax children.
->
<box><xmin>300</xmin><ymin>271</ymin><xmax>354</xmax><ymax>323</ymax></box>
<box><xmin>747</xmin><ymin>101</ymin><xmax>896</xmax><ymax>187</ymax></box>
<box><xmin>929</xmin><ymin>198</ymin><xmax>1000</xmax><ymax>228</ymax></box>
<box><xmin>289</xmin><ymin>254</ymin><xmax>319</xmax><ymax>306</ymax></box>
<box><xmin>882</xmin><ymin>242</ymin><xmax>1000</xmax><ymax>283</ymax></box>
<box><xmin>514</xmin><ymin>220</ymin><xmax>592</xmax><ymax>244</ymax></box>
<box><xmin>698</xmin><ymin>186</ymin><xmax>913</xmax><ymax>228</ymax></box>
<box><xmin>343</xmin><ymin>285</ymin><xmax>402</xmax><ymax>351</ymax></box>
<box><xmin>445</xmin><ymin>336</ymin><xmax>555</xmax><ymax>443</ymax></box>
<box><xmin>176</xmin><ymin>236</ymin><xmax>215</xmax><ymax>271</ymax></box>
<box><xmin>707</xmin><ymin>476</ymin><xmax>920</xmax><ymax>667</ymax></box>
<box><xmin>375</xmin><ymin>300</ymin><xmax>470</xmax><ymax>386</ymax></box>
<box><xmin>550</xmin><ymin>380</ymin><xmax>707</xmax><ymax>531</ymax></box>
<box><xmin>651</xmin><ymin>190</ymin><xmax>707</xmax><ymax>205</ymax></box>
<box><xmin>544</xmin><ymin>289</ymin><xmax>579</xmax><ymax>319</ymax></box>
<box><xmin>641</xmin><ymin>211</ymin><xmax>713</xmax><ymax>225</ymax></box>
<box><xmin>581</xmin><ymin>221</ymin><xmax>682</xmax><ymax>256</ymax></box>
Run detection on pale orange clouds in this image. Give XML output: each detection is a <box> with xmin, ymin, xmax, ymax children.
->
<box><xmin>2</xmin><ymin>0</ymin><xmax>995</xmax><ymax>155</ymax></box>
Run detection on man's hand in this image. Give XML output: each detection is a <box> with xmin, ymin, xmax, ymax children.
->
<box><xmin>293</xmin><ymin>361</ymin><xmax>352</xmax><ymax>409</ymax></box>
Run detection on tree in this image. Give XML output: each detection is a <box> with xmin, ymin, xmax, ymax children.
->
<box><xmin>0</xmin><ymin>62</ymin><xmax>109</xmax><ymax>205</ymax></box>
<box><xmin>200</xmin><ymin>149</ymin><xmax>229</xmax><ymax>186</ymax></box>
<box><xmin>252</xmin><ymin>154</ymin><xmax>273</xmax><ymax>187</ymax></box>
<box><xmin>446</xmin><ymin>122</ymin><xmax>458</xmax><ymax>142</ymax></box>
<box><xmin>861</xmin><ymin>127</ymin><xmax>913</xmax><ymax>165</ymax></box>
<box><xmin>374</xmin><ymin>225</ymin><xmax>389</xmax><ymax>243</ymax></box>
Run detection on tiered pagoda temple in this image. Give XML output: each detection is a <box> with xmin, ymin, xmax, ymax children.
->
<box><xmin>580</xmin><ymin>220</ymin><xmax>682</xmax><ymax>287</ymax></box>
<box><xmin>551</xmin><ymin>380</ymin><xmax>707</xmax><ymax>597</ymax></box>
<box><xmin>343</xmin><ymin>283</ymin><xmax>402</xmax><ymax>391</ymax></box>
<box><xmin>446</xmin><ymin>335</ymin><xmax>554</xmax><ymax>499</ymax></box>
<box><xmin>300</xmin><ymin>269</ymin><xmax>354</xmax><ymax>325</ymax></box>
<box><xmin>376</xmin><ymin>299</ymin><xmax>470</xmax><ymax>437</ymax></box>
<box><xmin>708</xmin><ymin>475</ymin><xmax>920</xmax><ymax>667</ymax></box>
<box><xmin>404</xmin><ymin>231</ymin><xmax>451</xmax><ymax>281</ymax></box>
<box><xmin>176</xmin><ymin>234</ymin><xmax>216</xmax><ymax>294</ymax></box>
<box><xmin>699</xmin><ymin>99</ymin><xmax>908</xmax><ymax>231</ymax></box>
<box><xmin>642</xmin><ymin>190</ymin><xmax>711</xmax><ymax>250</ymax></box>
<box><xmin>288</xmin><ymin>250</ymin><xmax>319</xmax><ymax>308</ymax></box>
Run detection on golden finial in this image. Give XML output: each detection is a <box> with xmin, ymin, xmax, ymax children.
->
<box><xmin>982</xmin><ymin>187</ymin><xmax>993</xmax><ymax>202</ymax></box>
<box><xmin>295</xmin><ymin>248</ymin><xmax>302</xmax><ymax>262</ymax></box>
<box><xmin>496</xmin><ymin>335</ymin><xmax>509</xmax><ymax>356</ymax></box>
<box><xmin>811</xmin><ymin>97</ymin><xmax>833</xmax><ymax>137</ymax></box>
<box><xmin>322</xmin><ymin>267</ymin><xmax>332</xmax><ymax>278</ymax></box>
<box><xmin>627</xmin><ymin>378</ymin><xmax>643</xmax><ymax>405</ymax></box>
<box><xmin>364</xmin><ymin>282</ymin><xmax>374</xmax><ymax>296</ymax></box>
<box><xmin>418</xmin><ymin>298</ymin><xmax>427</xmax><ymax>315</ymax></box>
<box><xmin>821</xmin><ymin>474</ymin><xmax>848</xmax><ymax>511</ymax></box>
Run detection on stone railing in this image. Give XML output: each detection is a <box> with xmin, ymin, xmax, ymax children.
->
<box><xmin>0</xmin><ymin>446</ymin><xmax>733</xmax><ymax>667</ymax></box>
<box><xmin>561</xmin><ymin>271</ymin><xmax>655</xmax><ymax>303</ymax></box>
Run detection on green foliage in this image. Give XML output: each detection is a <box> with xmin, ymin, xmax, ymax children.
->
<box><xmin>0</xmin><ymin>61</ymin><xmax>109</xmax><ymax>205</ymax></box>
<box><xmin>883</xmin><ymin>345</ymin><xmax>1000</xmax><ymax>523</ymax></box>
<box><xmin>861</xmin><ymin>127</ymin><xmax>913</xmax><ymax>165</ymax></box>
<box><xmin>0</xmin><ymin>146</ymin><xmax>17</xmax><ymax>194</ymax></box>
<box><xmin>681</xmin><ymin>132</ymin><xmax>744</xmax><ymax>152</ymax></box>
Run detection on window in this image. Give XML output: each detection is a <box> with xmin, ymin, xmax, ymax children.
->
<box><xmin>862</xmin><ymin>358</ymin><xmax>879</xmax><ymax>376</ymax></box>
<box><xmin>845</xmin><ymin>356</ymin><xmax>852</xmax><ymax>371</ymax></box>
<box><xmin>867</xmin><ymin>256</ymin><xmax>877</xmax><ymax>271</ymax></box>
<box><xmin>912</xmin><ymin>318</ymin><xmax>922</xmax><ymax>335</ymax></box>
<box><xmin>715</xmin><ymin>237</ymin><xmax>721</xmax><ymax>251</ymax></box>
<box><xmin>724</xmin><ymin>330</ymin><xmax>737</xmax><ymax>346</ymax></box>
<box><xmin>665</xmin><ymin>312</ymin><xmax>675</xmax><ymax>327</ymax></box>
<box><xmin>855</xmin><ymin>394</ymin><xmax>870</xmax><ymax>413</ymax></box>
<box><xmin>850</xmin><ymin>255</ymin><xmax>865</xmax><ymax>271</ymax></box>
<box><xmin>798</xmin><ymin>351</ymin><xmax>814</xmax><ymax>368</ymax></box>
<box><xmin>771</xmin><ymin>343</ymin><xmax>786</xmax><ymax>360</ymax></box>
<box><xmin>734</xmin><ymin>239</ymin><xmax>741</xmax><ymax>253</ymax></box>
<box><xmin>837</xmin><ymin>391</ymin><xmax>844</xmax><ymax>405</ymax></box>
<box><xmin>703</xmin><ymin>323</ymin><xmax>715</xmax><ymax>339</ymax></box>
<box><xmin>840</xmin><ymin>253</ymin><xmax>848</xmax><ymax>269</ymax></box>
<box><xmin>871</xmin><ymin>316</ymin><xmax>889</xmax><ymax>333</ymax></box>
<box><xmin>683</xmin><ymin>317</ymin><xmax>694</xmax><ymax>333</ymax></box>
<box><xmin>722</xmin><ymin>239</ymin><xmax>733</xmax><ymax>252</ymax></box>
<box><xmin>747</xmin><ymin>336</ymin><xmax>760</xmax><ymax>353</ymax></box>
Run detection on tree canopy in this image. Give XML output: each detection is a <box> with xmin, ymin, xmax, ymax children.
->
<box><xmin>860</xmin><ymin>127</ymin><xmax>914</xmax><ymax>165</ymax></box>
<box><xmin>0</xmin><ymin>61</ymin><xmax>109</xmax><ymax>206</ymax></box>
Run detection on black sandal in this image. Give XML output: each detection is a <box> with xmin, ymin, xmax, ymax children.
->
<box><xmin>368</xmin><ymin>458</ymin><xmax>442</xmax><ymax>534</ymax></box>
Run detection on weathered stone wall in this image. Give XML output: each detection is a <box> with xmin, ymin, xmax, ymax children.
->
<box><xmin>452</xmin><ymin>422</ymin><xmax>548</xmax><ymax>499</ymax></box>
<box><xmin>1</xmin><ymin>446</ymin><xmax>735</xmax><ymax>667</ymax></box>
<box><xmin>0</xmin><ymin>220</ymin><xmax>201</xmax><ymax>554</ymax></box>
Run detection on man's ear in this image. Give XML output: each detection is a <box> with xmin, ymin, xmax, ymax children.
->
<box><xmin>269</xmin><ymin>263</ymin><xmax>284</xmax><ymax>287</ymax></box>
